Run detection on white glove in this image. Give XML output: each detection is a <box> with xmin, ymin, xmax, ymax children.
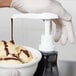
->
<box><xmin>53</xmin><ymin>18</ymin><xmax>74</xmax><ymax>45</ymax></box>
<box><xmin>61</xmin><ymin>20</ymin><xmax>74</xmax><ymax>44</ymax></box>
<box><xmin>11</xmin><ymin>0</ymin><xmax>74</xmax><ymax>45</ymax></box>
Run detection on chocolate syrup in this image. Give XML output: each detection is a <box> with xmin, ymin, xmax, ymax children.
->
<box><xmin>2</xmin><ymin>40</ymin><xmax>9</xmax><ymax>56</ymax></box>
<box><xmin>0</xmin><ymin>53</ymin><xmax>24</xmax><ymax>63</ymax></box>
<box><xmin>4</xmin><ymin>57</ymin><xmax>18</xmax><ymax>60</ymax></box>
<box><xmin>18</xmin><ymin>50</ymin><xmax>22</xmax><ymax>57</ymax></box>
<box><xmin>5</xmin><ymin>57</ymin><xmax>24</xmax><ymax>63</ymax></box>
<box><xmin>10</xmin><ymin>40</ymin><xmax>15</xmax><ymax>44</ymax></box>
<box><xmin>0</xmin><ymin>58</ymin><xmax>2</xmax><ymax>60</ymax></box>
<box><xmin>20</xmin><ymin>49</ymin><xmax>30</xmax><ymax>57</ymax></box>
<box><xmin>12</xmin><ymin>54</ymin><xmax>24</xmax><ymax>63</ymax></box>
<box><xmin>11</xmin><ymin>18</ymin><xmax>14</xmax><ymax>43</ymax></box>
<box><xmin>0</xmin><ymin>57</ymin><xmax>24</xmax><ymax>63</ymax></box>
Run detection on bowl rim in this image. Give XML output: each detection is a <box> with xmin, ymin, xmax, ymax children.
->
<box><xmin>0</xmin><ymin>46</ymin><xmax>42</xmax><ymax>69</ymax></box>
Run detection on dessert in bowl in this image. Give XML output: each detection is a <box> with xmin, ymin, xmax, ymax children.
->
<box><xmin>0</xmin><ymin>41</ymin><xmax>42</xmax><ymax>76</ymax></box>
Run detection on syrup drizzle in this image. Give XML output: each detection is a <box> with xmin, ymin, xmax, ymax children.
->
<box><xmin>11</xmin><ymin>18</ymin><xmax>14</xmax><ymax>43</ymax></box>
<box><xmin>2</xmin><ymin>40</ymin><xmax>9</xmax><ymax>56</ymax></box>
<box><xmin>10</xmin><ymin>40</ymin><xmax>15</xmax><ymax>44</ymax></box>
<box><xmin>0</xmin><ymin>57</ymin><xmax>24</xmax><ymax>63</ymax></box>
<box><xmin>20</xmin><ymin>49</ymin><xmax>30</xmax><ymax>57</ymax></box>
<box><xmin>12</xmin><ymin>54</ymin><xmax>24</xmax><ymax>63</ymax></box>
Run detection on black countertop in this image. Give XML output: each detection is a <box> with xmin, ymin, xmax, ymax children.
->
<box><xmin>58</xmin><ymin>60</ymin><xmax>76</xmax><ymax>76</ymax></box>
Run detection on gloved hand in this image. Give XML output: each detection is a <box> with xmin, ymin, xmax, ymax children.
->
<box><xmin>10</xmin><ymin>0</ymin><xmax>74</xmax><ymax>45</ymax></box>
<box><xmin>60</xmin><ymin>20</ymin><xmax>74</xmax><ymax>45</ymax></box>
<box><xmin>53</xmin><ymin>18</ymin><xmax>74</xmax><ymax>45</ymax></box>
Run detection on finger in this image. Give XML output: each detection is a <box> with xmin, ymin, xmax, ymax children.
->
<box><xmin>63</xmin><ymin>20</ymin><xmax>75</xmax><ymax>44</ymax></box>
<box><xmin>60</xmin><ymin>24</ymin><xmax>68</xmax><ymax>45</ymax></box>
<box><xmin>53</xmin><ymin>18</ymin><xmax>62</xmax><ymax>42</ymax></box>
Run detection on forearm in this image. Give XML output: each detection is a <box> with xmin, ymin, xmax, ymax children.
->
<box><xmin>0</xmin><ymin>0</ymin><xmax>12</xmax><ymax>7</ymax></box>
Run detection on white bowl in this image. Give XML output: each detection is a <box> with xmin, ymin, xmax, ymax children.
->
<box><xmin>0</xmin><ymin>46</ymin><xmax>42</xmax><ymax>76</ymax></box>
